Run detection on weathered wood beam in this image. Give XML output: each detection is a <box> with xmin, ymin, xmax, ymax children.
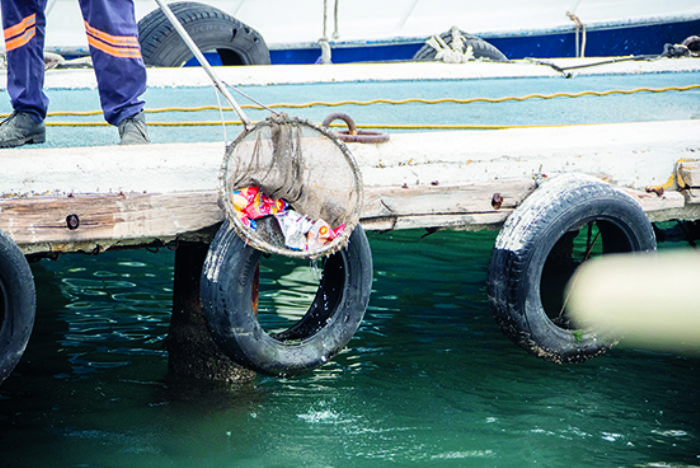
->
<box><xmin>0</xmin><ymin>192</ymin><xmax>220</xmax><ymax>254</ymax></box>
<box><xmin>1</xmin><ymin>180</ymin><xmax>535</xmax><ymax>254</ymax></box>
<box><xmin>1</xmin><ymin>180</ymin><xmax>691</xmax><ymax>255</ymax></box>
<box><xmin>1</xmin><ymin>120</ymin><xmax>698</xmax><ymax>254</ymax></box>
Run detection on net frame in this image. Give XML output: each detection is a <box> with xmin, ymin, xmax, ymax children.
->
<box><xmin>219</xmin><ymin>114</ymin><xmax>364</xmax><ymax>259</ymax></box>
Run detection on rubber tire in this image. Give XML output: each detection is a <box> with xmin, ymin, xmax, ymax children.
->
<box><xmin>0</xmin><ymin>229</ymin><xmax>35</xmax><ymax>385</ymax></box>
<box><xmin>413</xmin><ymin>29</ymin><xmax>508</xmax><ymax>62</ymax></box>
<box><xmin>487</xmin><ymin>173</ymin><xmax>656</xmax><ymax>363</ymax></box>
<box><xmin>137</xmin><ymin>2</ymin><xmax>270</xmax><ymax>67</ymax></box>
<box><xmin>200</xmin><ymin>221</ymin><xmax>373</xmax><ymax>377</ymax></box>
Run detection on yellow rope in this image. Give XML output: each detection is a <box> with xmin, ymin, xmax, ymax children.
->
<box><xmin>136</xmin><ymin>83</ymin><xmax>700</xmax><ymax>112</ymax></box>
<box><xmin>4</xmin><ymin>84</ymin><xmax>697</xmax><ymax>126</ymax></box>
<box><xmin>44</xmin><ymin>121</ymin><xmax>601</xmax><ymax>130</ymax></box>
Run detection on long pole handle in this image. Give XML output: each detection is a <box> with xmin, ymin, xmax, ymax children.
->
<box><xmin>153</xmin><ymin>0</ymin><xmax>252</xmax><ymax>130</ymax></box>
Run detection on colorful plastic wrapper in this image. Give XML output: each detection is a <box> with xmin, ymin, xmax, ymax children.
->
<box><xmin>231</xmin><ymin>187</ymin><xmax>345</xmax><ymax>251</ymax></box>
<box><xmin>220</xmin><ymin>114</ymin><xmax>362</xmax><ymax>259</ymax></box>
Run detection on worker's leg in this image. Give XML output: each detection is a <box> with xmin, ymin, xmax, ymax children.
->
<box><xmin>0</xmin><ymin>0</ymin><xmax>48</xmax><ymax>146</ymax></box>
<box><xmin>78</xmin><ymin>0</ymin><xmax>147</xmax><ymax>131</ymax></box>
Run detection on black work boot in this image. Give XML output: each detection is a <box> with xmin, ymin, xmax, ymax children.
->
<box><xmin>0</xmin><ymin>111</ymin><xmax>46</xmax><ymax>148</ymax></box>
<box><xmin>118</xmin><ymin>110</ymin><xmax>150</xmax><ymax>145</ymax></box>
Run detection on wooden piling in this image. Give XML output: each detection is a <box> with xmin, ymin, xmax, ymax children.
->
<box><xmin>167</xmin><ymin>241</ymin><xmax>255</xmax><ymax>383</ymax></box>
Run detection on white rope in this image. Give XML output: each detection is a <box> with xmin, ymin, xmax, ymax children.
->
<box><xmin>450</xmin><ymin>26</ymin><xmax>464</xmax><ymax>54</ymax></box>
<box><xmin>43</xmin><ymin>52</ymin><xmax>65</xmax><ymax>70</ymax></box>
<box><xmin>322</xmin><ymin>0</ymin><xmax>328</xmax><ymax>39</ymax></box>
<box><xmin>212</xmin><ymin>85</ymin><xmax>229</xmax><ymax>146</ymax></box>
<box><xmin>0</xmin><ymin>51</ymin><xmax>95</xmax><ymax>71</ymax></box>
<box><xmin>426</xmin><ymin>26</ymin><xmax>475</xmax><ymax>63</ymax></box>
<box><xmin>567</xmin><ymin>11</ymin><xmax>587</xmax><ymax>58</ymax></box>
<box><xmin>318</xmin><ymin>0</ymin><xmax>334</xmax><ymax>64</ymax></box>
<box><xmin>319</xmin><ymin>38</ymin><xmax>332</xmax><ymax>64</ymax></box>
<box><xmin>333</xmin><ymin>0</ymin><xmax>340</xmax><ymax>39</ymax></box>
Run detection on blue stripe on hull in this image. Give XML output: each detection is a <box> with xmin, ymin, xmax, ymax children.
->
<box><xmin>268</xmin><ymin>18</ymin><xmax>700</xmax><ymax>64</ymax></box>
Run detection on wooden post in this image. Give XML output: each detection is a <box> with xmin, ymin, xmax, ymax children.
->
<box><xmin>167</xmin><ymin>241</ymin><xmax>255</xmax><ymax>384</ymax></box>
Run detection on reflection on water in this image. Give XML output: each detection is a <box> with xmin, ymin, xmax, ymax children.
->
<box><xmin>258</xmin><ymin>256</ymin><xmax>322</xmax><ymax>334</ymax></box>
<box><xmin>0</xmin><ymin>230</ymin><xmax>699</xmax><ymax>467</ymax></box>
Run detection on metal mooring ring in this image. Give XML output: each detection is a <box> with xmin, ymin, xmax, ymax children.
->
<box><xmin>322</xmin><ymin>112</ymin><xmax>390</xmax><ymax>144</ymax></box>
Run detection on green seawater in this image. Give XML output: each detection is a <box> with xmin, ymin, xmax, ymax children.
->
<box><xmin>2</xmin><ymin>68</ymin><xmax>700</xmax><ymax>466</ymax></box>
<box><xmin>0</xmin><ymin>229</ymin><xmax>698</xmax><ymax>467</ymax></box>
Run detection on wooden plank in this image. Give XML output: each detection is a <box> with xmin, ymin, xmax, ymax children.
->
<box><xmin>677</xmin><ymin>160</ymin><xmax>700</xmax><ymax>188</ymax></box>
<box><xmin>683</xmin><ymin>188</ymin><xmax>700</xmax><ymax>206</ymax></box>
<box><xmin>3</xmin><ymin>177</ymin><xmax>691</xmax><ymax>255</ymax></box>
<box><xmin>3</xmin><ymin>121</ymin><xmax>699</xmax><ymax>199</ymax></box>
<box><xmin>0</xmin><ymin>192</ymin><xmax>221</xmax><ymax>254</ymax></box>
<box><xmin>624</xmin><ymin>189</ymin><xmax>685</xmax><ymax>212</ymax></box>
<box><xmin>362</xmin><ymin>179</ymin><xmax>534</xmax><ymax>218</ymax></box>
<box><xmin>350</xmin><ymin>120</ymin><xmax>700</xmax><ymax>191</ymax></box>
<box><xmin>0</xmin><ymin>180</ymin><xmax>535</xmax><ymax>254</ymax></box>
<box><xmin>361</xmin><ymin>212</ymin><xmax>511</xmax><ymax>232</ymax></box>
<box><xmin>0</xmin><ymin>120</ymin><xmax>698</xmax><ymax>254</ymax></box>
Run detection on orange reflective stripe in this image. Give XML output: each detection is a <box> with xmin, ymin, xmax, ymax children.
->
<box><xmin>4</xmin><ymin>14</ymin><xmax>35</xmax><ymax>40</ymax></box>
<box><xmin>84</xmin><ymin>21</ymin><xmax>141</xmax><ymax>58</ymax></box>
<box><xmin>4</xmin><ymin>27</ymin><xmax>35</xmax><ymax>52</ymax></box>
<box><xmin>84</xmin><ymin>21</ymin><xmax>139</xmax><ymax>47</ymax></box>
<box><xmin>86</xmin><ymin>35</ymin><xmax>142</xmax><ymax>58</ymax></box>
<box><xmin>3</xmin><ymin>14</ymin><xmax>37</xmax><ymax>52</ymax></box>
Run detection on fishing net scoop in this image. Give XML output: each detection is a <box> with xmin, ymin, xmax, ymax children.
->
<box><xmin>154</xmin><ymin>0</ymin><xmax>363</xmax><ymax>258</ymax></box>
<box><xmin>220</xmin><ymin>114</ymin><xmax>363</xmax><ymax>259</ymax></box>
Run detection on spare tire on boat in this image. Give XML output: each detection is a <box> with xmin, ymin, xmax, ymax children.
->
<box><xmin>413</xmin><ymin>27</ymin><xmax>508</xmax><ymax>62</ymax></box>
<box><xmin>0</xmin><ymin>228</ymin><xmax>36</xmax><ymax>386</ymax></box>
<box><xmin>487</xmin><ymin>173</ymin><xmax>656</xmax><ymax>363</ymax></box>
<box><xmin>137</xmin><ymin>2</ymin><xmax>270</xmax><ymax>66</ymax></box>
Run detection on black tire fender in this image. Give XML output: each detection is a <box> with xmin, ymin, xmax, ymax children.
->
<box><xmin>0</xmin><ymin>229</ymin><xmax>36</xmax><ymax>385</ymax></box>
<box><xmin>138</xmin><ymin>2</ymin><xmax>270</xmax><ymax>67</ymax></box>
<box><xmin>487</xmin><ymin>173</ymin><xmax>656</xmax><ymax>363</ymax></box>
<box><xmin>413</xmin><ymin>28</ymin><xmax>508</xmax><ymax>62</ymax></box>
<box><xmin>200</xmin><ymin>221</ymin><xmax>373</xmax><ymax>376</ymax></box>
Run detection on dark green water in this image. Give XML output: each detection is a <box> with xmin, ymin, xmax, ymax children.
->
<box><xmin>1</xmin><ymin>229</ymin><xmax>698</xmax><ymax>467</ymax></box>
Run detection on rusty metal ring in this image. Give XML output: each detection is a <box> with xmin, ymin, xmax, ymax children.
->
<box><xmin>322</xmin><ymin>112</ymin><xmax>390</xmax><ymax>144</ymax></box>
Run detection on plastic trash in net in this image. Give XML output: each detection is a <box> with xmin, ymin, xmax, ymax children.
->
<box><xmin>230</xmin><ymin>186</ymin><xmax>345</xmax><ymax>251</ymax></box>
<box><xmin>220</xmin><ymin>114</ymin><xmax>363</xmax><ymax>259</ymax></box>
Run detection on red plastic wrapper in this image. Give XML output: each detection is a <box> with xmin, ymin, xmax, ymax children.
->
<box><xmin>231</xmin><ymin>186</ymin><xmax>288</xmax><ymax>228</ymax></box>
<box><xmin>231</xmin><ymin>187</ymin><xmax>345</xmax><ymax>250</ymax></box>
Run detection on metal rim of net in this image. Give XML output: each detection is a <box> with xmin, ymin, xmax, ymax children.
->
<box><xmin>219</xmin><ymin>114</ymin><xmax>364</xmax><ymax>259</ymax></box>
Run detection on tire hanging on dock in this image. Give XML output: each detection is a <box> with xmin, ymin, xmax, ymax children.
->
<box><xmin>200</xmin><ymin>220</ymin><xmax>373</xmax><ymax>377</ymax></box>
<box><xmin>487</xmin><ymin>173</ymin><xmax>656</xmax><ymax>363</ymax></box>
<box><xmin>137</xmin><ymin>2</ymin><xmax>270</xmax><ymax>67</ymax></box>
<box><xmin>0</xmin><ymin>229</ymin><xmax>36</xmax><ymax>386</ymax></box>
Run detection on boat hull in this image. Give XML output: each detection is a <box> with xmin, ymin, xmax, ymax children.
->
<box><xmin>17</xmin><ymin>1</ymin><xmax>700</xmax><ymax>62</ymax></box>
<box><xmin>267</xmin><ymin>17</ymin><xmax>700</xmax><ymax>64</ymax></box>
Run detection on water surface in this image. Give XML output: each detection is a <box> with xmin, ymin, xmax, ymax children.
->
<box><xmin>1</xmin><ymin>230</ymin><xmax>698</xmax><ymax>467</ymax></box>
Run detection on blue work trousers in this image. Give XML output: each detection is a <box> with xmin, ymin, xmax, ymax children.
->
<box><xmin>1</xmin><ymin>0</ymin><xmax>146</xmax><ymax>125</ymax></box>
